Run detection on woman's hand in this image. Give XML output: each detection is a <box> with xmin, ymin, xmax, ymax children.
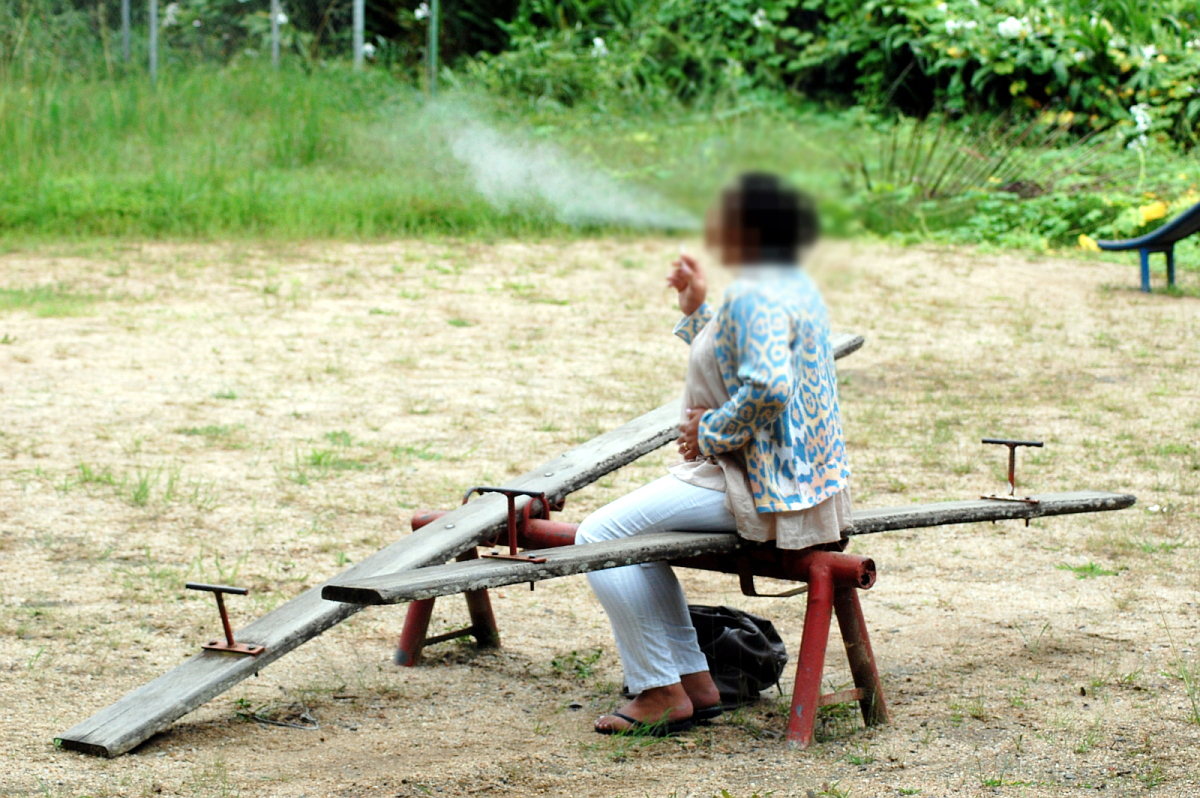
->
<box><xmin>667</xmin><ymin>253</ymin><xmax>707</xmax><ymax>317</ymax></box>
<box><xmin>677</xmin><ymin>407</ymin><xmax>709</xmax><ymax>461</ymax></box>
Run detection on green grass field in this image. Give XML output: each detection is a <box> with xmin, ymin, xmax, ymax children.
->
<box><xmin>3</xmin><ymin>62</ymin><xmax>1198</xmax><ymax>269</ymax></box>
<box><xmin>0</xmin><ymin>67</ymin><xmax>566</xmax><ymax>239</ymax></box>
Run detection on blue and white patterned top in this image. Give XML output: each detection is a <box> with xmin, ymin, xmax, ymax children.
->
<box><xmin>674</xmin><ymin>267</ymin><xmax>850</xmax><ymax>512</ymax></box>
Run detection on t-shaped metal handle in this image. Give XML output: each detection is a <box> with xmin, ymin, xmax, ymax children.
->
<box><xmin>186</xmin><ymin>582</ymin><xmax>265</xmax><ymax>656</ymax></box>
<box><xmin>982</xmin><ymin>438</ymin><xmax>1043</xmax><ymax>497</ymax></box>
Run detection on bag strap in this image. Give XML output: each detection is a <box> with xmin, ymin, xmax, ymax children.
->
<box><xmin>737</xmin><ymin>558</ymin><xmax>810</xmax><ymax>598</ymax></box>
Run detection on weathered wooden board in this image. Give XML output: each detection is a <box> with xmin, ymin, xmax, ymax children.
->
<box><xmin>846</xmin><ymin>490</ymin><xmax>1135</xmax><ymax>535</ymax></box>
<box><xmin>323</xmin><ymin>490</ymin><xmax>1135</xmax><ymax>605</ymax></box>
<box><xmin>325</xmin><ymin>532</ymin><xmax>743</xmax><ymax>604</ymax></box>
<box><xmin>55</xmin><ymin>332</ymin><xmax>863</xmax><ymax>757</ymax></box>
<box><xmin>54</xmin><ymin>396</ymin><xmax>676</xmax><ymax>757</ymax></box>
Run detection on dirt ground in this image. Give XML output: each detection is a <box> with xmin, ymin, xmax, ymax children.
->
<box><xmin>1</xmin><ymin>237</ymin><xmax>1198</xmax><ymax>798</ymax></box>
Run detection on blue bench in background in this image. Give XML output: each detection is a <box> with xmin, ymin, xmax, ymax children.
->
<box><xmin>1095</xmin><ymin>199</ymin><xmax>1200</xmax><ymax>292</ymax></box>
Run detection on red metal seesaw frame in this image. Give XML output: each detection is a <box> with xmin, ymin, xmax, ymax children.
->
<box><xmin>394</xmin><ymin>492</ymin><xmax>569</xmax><ymax>666</ymax></box>
<box><xmin>395</xmin><ymin>503</ymin><xmax>887</xmax><ymax>748</ymax></box>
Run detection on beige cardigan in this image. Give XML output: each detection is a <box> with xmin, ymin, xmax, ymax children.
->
<box><xmin>669</xmin><ymin>319</ymin><xmax>852</xmax><ymax>550</ymax></box>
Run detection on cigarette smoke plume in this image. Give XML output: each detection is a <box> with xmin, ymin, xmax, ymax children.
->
<box><xmin>432</xmin><ymin>103</ymin><xmax>699</xmax><ymax>231</ymax></box>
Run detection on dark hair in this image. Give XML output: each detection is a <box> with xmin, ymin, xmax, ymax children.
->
<box><xmin>722</xmin><ymin>172</ymin><xmax>819</xmax><ymax>263</ymax></box>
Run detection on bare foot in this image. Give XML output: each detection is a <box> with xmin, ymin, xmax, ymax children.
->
<box><xmin>595</xmin><ymin>683</ymin><xmax>693</xmax><ymax>733</ymax></box>
<box><xmin>681</xmin><ymin>670</ymin><xmax>721</xmax><ymax>712</ymax></box>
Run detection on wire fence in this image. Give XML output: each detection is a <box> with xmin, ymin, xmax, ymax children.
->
<box><xmin>4</xmin><ymin>1</ymin><xmax>442</xmax><ymax>90</ymax></box>
<box><xmin>128</xmin><ymin>0</ymin><xmax>416</xmax><ymax>80</ymax></box>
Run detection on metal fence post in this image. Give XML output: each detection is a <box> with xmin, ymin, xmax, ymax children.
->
<box><xmin>121</xmin><ymin>0</ymin><xmax>131</xmax><ymax>61</ymax></box>
<box><xmin>148</xmin><ymin>0</ymin><xmax>157</xmax><ymax>82</ymax></box>
<box><xmin>426</xmin><ymin>0</ymin><xmax>439</xmax><ymax>95</ymax></box>
<box><xmin>353</xmin><ymin>0</ymin><xmax>364</xmax><ymax>69</ymax></box>
<box><xmin>270</xmin><ymin>0</ymin><xmax>280</xmax><ymax>69</ymax></box>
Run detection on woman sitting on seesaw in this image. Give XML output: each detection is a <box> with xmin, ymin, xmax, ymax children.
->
<box><xmin>576</xmin><ymin>173</ymin><xmax>853</xmax><ymax>735</ymax></box>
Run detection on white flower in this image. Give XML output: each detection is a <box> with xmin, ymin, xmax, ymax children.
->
<box><xmin>276</xmin><ymin>11</ymin><xmax>287</xmax><ymax>25</ymax></box>
<box><xmin>590</xmin><ymin>37</ymin><xmax>609</xmax><ymax>58</ymax></box>
<box><xmin>937</xmin><ymin>2</ymin><xmax>948</xmax><ymax>12</ymax></box>
<box><xmin>1073</xmin><ymin>50</ymin><xmax>1088</xmax><ymax>63</ymax></box>
<box><xmin>363</xmin><ymin>42</ymin><xmax>376</xmax><ymax>59</ymax></box>
<box><xmin>997</xmin><ymin>16</ymin><xmax>1029</xmax><ymax>39</ymax></box>
<box><xmin>1126</xmin><ymin>103</ymin><xmax>1152</xmax><ymax>149</ymax></box>
<box><xmin>750</xmin><ymin>8</ymin><xmax>768</xmax><ymax>30</ymax></box>
<box><xmin>1131</xmin><ymin>103</ymin><xmax>1152</xmax><ymax>132</ymax></box>
<box><xmin>162</xmin><ymin>2</ymin><xmax>179</xmax><ymax>27</ymax></box>
<box><xmin>414</xmin><ymin>2</ymin><xmax>429</xmax><ymax>21</ymax></box>
<box><xmin>945</xmin><ymin>19</ymin><xmax>977</xmax><ymax>34</ymax></box>
<box><xmin>1187</xmin><ymin>39</ymin><xmax>1200</xmax><ymax>50</ymax></box>
<box><xmin>192</xmin><ymin>18</ymin><xmax>201</xmax><ymax>27</ymax></box>
<box><xmin>1139</xmin><ymin>44</ymin><xmax>1157</xmax><ymax>60</ymax></box>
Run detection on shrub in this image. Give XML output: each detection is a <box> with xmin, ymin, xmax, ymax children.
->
<box><xmin>468</xmin><ymin>0</ymin><xmax>1200</xmax><ymax>147</ymax></box>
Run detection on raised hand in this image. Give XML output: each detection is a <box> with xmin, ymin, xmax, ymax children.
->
<box><xmin>666</xmin><ymin>252</ymin><xmax>707</xmax><ymax>316</ymax></box>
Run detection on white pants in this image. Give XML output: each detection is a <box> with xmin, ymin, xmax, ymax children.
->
<box><xmin>575</xmin><ymin>475</ymin><xmax>737</xmax><ymax>694</ymax></box>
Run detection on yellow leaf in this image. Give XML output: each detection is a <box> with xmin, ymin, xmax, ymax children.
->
<box><xmin>1078</xmin><ymin>234</ymin><xmax>1101</xmax><ymax>252</ymax></box>
<box><xmin>947</xmin><ymin>46</ymin><xmax>964</xmax><ymax>59</ymax></box>
<box><xmin>1138</xmin><ymin>201</ymin><xmax>1168</xmax><ymax>225</ymax></box>
<box><xmin>1157</xmin><ymin>54</ymin><xmax>1168</xmax><ymax>63</ymax></box>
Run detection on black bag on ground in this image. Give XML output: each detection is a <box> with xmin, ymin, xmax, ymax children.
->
<box><xmin>689</xmin><ymin>604</ymin><xmax>788</xmax><ymax>707</ymax></box>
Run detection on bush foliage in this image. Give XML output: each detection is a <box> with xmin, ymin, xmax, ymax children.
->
<box><xmin>470</xmin><ymin>0</ymin><xmax>1200</xmax><ymax>147</ymax></box>
<box><xmin>7</xmin><ymin>1</ymin><xmax>1197</xmax><ymax>148</ymax></box>
<box><xmin>1</xmin><ymin>0</ymin><xmax>1198</xmax><ymax>263</ymax></box>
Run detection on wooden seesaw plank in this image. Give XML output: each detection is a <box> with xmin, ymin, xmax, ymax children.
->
<box><xmin>846</xmin><ymin>490</ymin><xmax>1135</xmax><ymax>535</ymax></box>
<box><xmin>326</xmin><ymin>531</ymin><xmax>744</xmax><ymax>604</ymax></box>
<box><xmin>322</xmin><ymin>490</ymin><xmax>1135</xmax><ymax>605</ymax></box>
<box><xmin>54</xmin><ymin>399</ymin><xmax>675</xmax><ymax>757</ymax></box>
<box><xmin>54</xmin><ymin>331</ymin><xmax>864</xmax><ymax>757</ymax></box>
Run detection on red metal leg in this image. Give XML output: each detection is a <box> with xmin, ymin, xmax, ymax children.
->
<box><xmin>459</xmin><ymin>548</ymin><xmax>500</xmax><ymax>648</ymax></box>
<box><xmin>464</xmin><ymin>590</ymin><xmax>500</xmax><ymax>648</ymax></box>
<box><xmin>834</xmin><ymin>586</ymin><xmax>889</xmax><ymax>728</ymax></box>
<box><xmin>787</xmin><ymin>561</ymin><xmax>834</xmax><ymax>748</ymax></box>
<box><xmin>395</xmin><ymin>598</ymin><xmax>436</xmax><ymax>667</ymax></box>
<box><xmin>395</xmin><ymin>548</ymin><xmax>502</xmax><ymax>664</ymax></box>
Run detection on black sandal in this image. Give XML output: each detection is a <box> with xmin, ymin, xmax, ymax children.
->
<box><xmin>693</xmin><ymin>704</ymin><xmax>724</xmax><ymax>723</ymax></box>
<box><xmin>594</xmin><ymin>711</ymin><xmax>694</xmax><ymax>737</ymax></box>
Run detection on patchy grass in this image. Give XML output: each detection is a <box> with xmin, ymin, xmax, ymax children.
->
<box><xmin>1056</xmin><ymin>562</ymin><xmax>1121</xmax><ymax>579</ymax></box>
<box><xmin>1</xmin><ymin>239</ymin><xmax>1198</xmax><ymax>797</ymax></box>
<box><xmin>0</xmin><ymin>285</ymin><xmax>96</xmax><ymax>317</ymax></box>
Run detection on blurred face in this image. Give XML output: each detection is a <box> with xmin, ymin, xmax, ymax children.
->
<box><xmin>704</xmin><ymin>191</ymin><xmax>760</xmax><ymax>268</ymax></box>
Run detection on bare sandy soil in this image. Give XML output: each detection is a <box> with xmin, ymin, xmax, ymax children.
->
<box><xmin>0</xmin><ymin>238</ymin><xmax>1197</xmax><ymax>798</ymax></box>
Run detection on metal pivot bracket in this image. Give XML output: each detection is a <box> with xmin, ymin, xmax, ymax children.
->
<box><xmin>981</xmin><ymin>438</ymin><xmax>1044</xmax><ymax>520</ymax></box>
<box><xmin>737</xmin><ymin>558</ymin><xmax>810</xmax><ymax>598</ymax></box>
<box><xmin>462</xmin><ymin>487</ymin><xmax>551</xmax><ymax>565</ymax></box>
<box><xmin>186</xmin><ymin>582</ymin><xmax>266</xmax><ymax>656</ymax></box>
